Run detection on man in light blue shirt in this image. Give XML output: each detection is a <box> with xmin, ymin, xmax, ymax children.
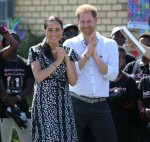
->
<box><xmin>64</xmin><ymin>4</ymin><xmax>119</xmax><ymax>142</ymax></box>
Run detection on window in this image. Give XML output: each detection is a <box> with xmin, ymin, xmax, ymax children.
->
<box><xmin>0</xmin><ymin>0</ymin><xmax>14</xmax><ymax>25</ymax></box>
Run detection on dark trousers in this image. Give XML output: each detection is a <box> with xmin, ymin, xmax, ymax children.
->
<box><xmin>108</xmin><ymin>102</ymin><xmax>132</xmax><ymax>142</ymax></box>
<box><xmin>83</xmin><ymin>126</ymin><xmax>98</xmax><ymax>142</ymax></box>
<box><xmin>72</xmin><ymin>97</ymin><xmax>118</xmax><ymax>142</ymax></box>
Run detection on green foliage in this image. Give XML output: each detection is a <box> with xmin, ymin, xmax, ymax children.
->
<box><xmin>12</xmin><ymin>128</ymin><xmax>20</xmax><ymax>142</ymax></box>
<box><xmin>17</xmin><ymin>32</ymin><xmax>44</xmax><ymax>59</ymax></box>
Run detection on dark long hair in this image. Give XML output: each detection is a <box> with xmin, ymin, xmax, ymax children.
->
<box><xmin>41</xmin><ymin>16</ymin><xmax>63</xmax><ymax>60</ymax></box>
<box><xmin>44</xmin><ymin>16</ymin><xmax>63</xmax><ymax>30</ymax></box>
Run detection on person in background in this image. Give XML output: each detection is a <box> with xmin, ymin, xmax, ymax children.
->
<box><xmin>124</xmin><ymin>33</ymin><xmax>150</xmax><ymax>142</ymax></box>
<box><xmin>127</xmin><ymin>36</ymin><xmax>150</xmax><ymax>60</ymax></box>
<box><xmin>27</xmin><ymin>16</ymin><xmax>79</xmax><ymax>142</ymax></box>
<box><xmin>111</xmin><ymin>26</ymin><xmax>135</xmax><ymax>65</ymax></box>
<box><xmin>61</xmin><ymin>23</ymin><xmax>79</xmax><ymax>43</ymax></box>
<box><xmin>0</xmin><ymin>25</ymin><xmax>18</xmax><ymax>60</ymax></box>
<box><xmin>124</xmin><ymin>33</ymin><xmax>150</xmax><ymax>83</ymax></box>
<box><xmin>0</xmin><ymin>30</ymin><xmax>34</xmax><ymax>142</ymax></box>
<box><xmin>140</xmin><ymin>44</ymin><xmax>150</xmax><ymax>60</ymax></box>
<box><xmin>108</xmin><ymin>47</ymin><xmax>137</xmax><ymax>142</ymax></box>
<box><xmin>138</xmin><ymin>74</ymin><xmax>150</xmax><ymax>142</ymax></box>
<box><xmin>0</xmin><ymin>25</ymin><xmax>18</xmax><ymax>142</ymax></box>
<box><xmin>64</xmin><ymin>4</ymin><xmax>119</xmax><ymax>142</ymax></box>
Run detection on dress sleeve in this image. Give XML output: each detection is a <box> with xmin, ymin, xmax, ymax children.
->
<box><xmin>69</xmin><ymin>49</ymin><xmax>80</xmax><ymax>62</ymax></box>
<box><xmin>64</xmin><ymin>46</ymin><xmax>80</xmax><ymax>62</ymax></box>
<box><xmin>27</xmin><ymin>46</ymin><xmax>41</xmax><ymax>65</ymax></box>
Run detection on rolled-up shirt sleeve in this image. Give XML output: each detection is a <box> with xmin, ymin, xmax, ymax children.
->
<box><xmin>103</xmin><ymin>40</ymin><xmax>119</xmax><ymax>81</ymax></box>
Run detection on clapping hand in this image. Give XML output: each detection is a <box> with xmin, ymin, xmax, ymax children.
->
<box><xmin>85</xmin><ymin>33</ymin><xmax>97</xmax><ymax>57</ymax></box>
<box><xmin>56</xmin><ymin>48</ymin><xmax>66</xmax><ymax>63</ymax></box>
<box><xmin>0</xmin><ymin>25</ymin><xmax>8</xmax><ymax>36</ymax></box>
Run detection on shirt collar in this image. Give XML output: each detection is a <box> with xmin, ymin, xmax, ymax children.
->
<box><xmin>78</xmin><ymin>32</ymin><xmax>102</xmax><ymax>45</ymax></box>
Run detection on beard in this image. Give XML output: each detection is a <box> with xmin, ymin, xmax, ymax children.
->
<box><xmin>80</xmin><ymin>26</ymin><xmax>95</xmax><ymax>36</ymax></box>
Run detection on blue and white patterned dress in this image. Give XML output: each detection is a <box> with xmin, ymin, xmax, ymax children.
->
<box><xmin>28</xmin><ymin>44</ymin><xmax>79</xmax><ymax>142</ymax></box>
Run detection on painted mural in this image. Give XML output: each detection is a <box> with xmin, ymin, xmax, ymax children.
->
<box><xmin>128</xmin><ymin>0</ymin><xmax>150</xmax><ymax>33</ymax></box>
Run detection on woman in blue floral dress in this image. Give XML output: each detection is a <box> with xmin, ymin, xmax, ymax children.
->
<box><xmin>27</xmin><ymin>16</ymin><xmax>79</xmax><ymax>142</ymax></box>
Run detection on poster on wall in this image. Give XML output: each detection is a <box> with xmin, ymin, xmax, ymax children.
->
<box><xmin>128</xmin><ymin>0</ymin><xmax>150</xmax><ymax>29</ymax></box>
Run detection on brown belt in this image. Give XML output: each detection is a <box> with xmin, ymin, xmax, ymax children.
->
<box><xmin>70</xmin><ymin>92</ymin><xmax>106</xmax><ymax>104</ymax></box>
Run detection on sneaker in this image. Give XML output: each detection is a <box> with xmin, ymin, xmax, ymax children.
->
<box><xmin>5</xmin><ymin>105</ymin><xmax>27</xmax><ymax>130</ymax></box>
